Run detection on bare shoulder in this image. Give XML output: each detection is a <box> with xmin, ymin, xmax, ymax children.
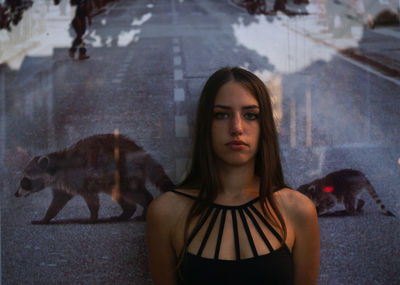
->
<box><xmin>274</xmin><ymin>189</ymin><xmax>320</xmax><ymax>285</ymax></box>
<box><xmin>273</xmin><ymin>188</ymin><xmax>317</xmax><ymax>223</ymax></box>
<box><xmin>147</xmin><ymin>191</ymin><xmax>179</xmax><ymax>217</ymax></box>
<box><xmin>146</xmin><ymin>189</ymin><xmax>197</xmax><ymax>226</ymax></box>
<box><xmin>146</xmin><ymin>190</ymin><xmax>196</xmax><ymax>285</ymax></box>
<box><xmin>148</xmin><ymin>190</ymin><xmax>191</xmax><ymax>218</ymax></box>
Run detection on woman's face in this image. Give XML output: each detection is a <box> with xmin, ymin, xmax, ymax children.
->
<box><xmin>211</xmin><ymin>81</ymin><xmax>260</xmax><ymax>168</ymax></box>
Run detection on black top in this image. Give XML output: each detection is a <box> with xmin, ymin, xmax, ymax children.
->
<box><xmin>171</xmin><ymin>190</ymin><xmax>294</xmax><ymax>285</ymax></box>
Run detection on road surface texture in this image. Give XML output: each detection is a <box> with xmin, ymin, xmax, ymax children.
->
<box><xmin>1</xmin><ymin>0</ymin><xmax>399</xmax><ymax>284</ymax></box>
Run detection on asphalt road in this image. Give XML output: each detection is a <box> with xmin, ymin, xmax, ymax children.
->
<box><xmin>1</xmin><ymin>0</ymin><xmax>400</xmax><ymax>284</ymax></box>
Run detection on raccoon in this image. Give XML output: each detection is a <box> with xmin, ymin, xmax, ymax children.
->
<box><xmin>15</xmin><ymin>134</ymin><xmax>175</xmax><ymax>223</ymax></box>
<box><xmin>297</xmin><ymin>169</ymin><xmax>395</xmax><ymax>217</ymax></box>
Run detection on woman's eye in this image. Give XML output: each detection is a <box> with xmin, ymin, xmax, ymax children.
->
<box><xmin>244</xmin><ymin>113</ymin><xmax>259</xmax><ymax>120</ymax></box>
<box><xmin>214</xmin><ymin>112</ymin><xmax>229</xmax><ymax>119</ymax></box>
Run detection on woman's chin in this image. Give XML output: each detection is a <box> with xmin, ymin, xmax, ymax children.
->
<box><xmin>216</xmin><ymin>156</ymin><xmax>255</xmax><ymax>168</ymax></box>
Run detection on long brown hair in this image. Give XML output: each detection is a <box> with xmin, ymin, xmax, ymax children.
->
<box><xmin>176</xmin><ymin>67</ymin><xmax>288</xmax><ymax>269</ymax></box>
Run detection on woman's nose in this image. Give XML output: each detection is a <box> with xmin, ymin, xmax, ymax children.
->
<box><xmin>230</xmin><ymin>113</ymin><xmax>243</xmax><ymax>136</ymax></box>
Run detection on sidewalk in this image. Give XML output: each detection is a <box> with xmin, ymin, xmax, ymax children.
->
<box><xmin>288</xmin><ymin>1</ymin><xmax>400</xmax><ymax>78</ymax></box>
<box><xmin>297</xmin><ymin>18</ymin><xmax>400</xmax><ymax>78</ymax></box>
<box><xmin>0</xmin><ymin>2</ymin><xmax>74</xmax><ymax>69</ymax></box>
<box><xmin>231</xmin><ymin>1</ymin><xmax>400</xmax><ymax>79</ymax></box>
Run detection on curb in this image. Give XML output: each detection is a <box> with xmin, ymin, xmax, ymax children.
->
<box><xmin>340</xmin><ymin>48</ymin><xmax>400</xmax><ymax>78</ymax></box>
<box><xmin>284</xmin><ymin>23</ymin><xmax>400</xmax><ymax>80</ymax></box>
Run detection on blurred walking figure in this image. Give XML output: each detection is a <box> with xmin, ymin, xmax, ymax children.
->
<box><xmin>273</xmin><ymin>0</ymin><xmax>286</xmax><ymax>12</ymax></box>
<box><xmin>69</xmin><ymin>0</ymin><xmax>92</xmax><ymax>60</ymax></box>
<box><xmin>236</xmin><ymin>0</ymin><xmax>309</xmax><ymax>15</ymax></box>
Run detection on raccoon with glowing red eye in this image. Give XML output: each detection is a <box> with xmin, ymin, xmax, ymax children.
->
<box><xmin>297</xmin><ymin>169</ymin><xmax>395</xmax><ymax>217</ymax></box>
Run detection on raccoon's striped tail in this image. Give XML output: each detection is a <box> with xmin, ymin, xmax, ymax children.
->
<box><xmin>365</xmin><ymin>180</ymin><xmax>395</xmax><ymax>217</ymax></box>
<box><xmin>145</xmin><ymin>155</ymin><xmax>175</xmax><ymax>192</ymax></box>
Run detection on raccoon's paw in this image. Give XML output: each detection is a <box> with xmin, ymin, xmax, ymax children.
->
<box><xmin>110</xmin><ymin>215</ymin><xmax>126</xmax><ymax>221</ymax></box>
<box><xmin>31</xmin><ymin>219</ymin><xmax>51</xmax><ymax>225</ymax></box>
<box><xmin>132</xmin><ymin>216</ymin><xmax>146</xmax><ymax>222</ymax></box>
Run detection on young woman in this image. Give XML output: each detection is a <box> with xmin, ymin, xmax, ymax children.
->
<box><xmin>146</xmin><ymin>67</ymin><xmax>320</xmax><ymax>285</ymax></box>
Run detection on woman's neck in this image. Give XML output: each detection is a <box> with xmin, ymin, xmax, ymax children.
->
<box><xmin>216</xmin><ymin>162</ymin><xmax>259</xmax><ymax>200</ymax></box>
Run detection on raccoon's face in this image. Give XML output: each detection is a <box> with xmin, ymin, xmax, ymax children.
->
<box><xmin>15</xmin><ymin>156</ymin><xmax>55</xmax><ymax>197</ymax></box>
<box><xmin>19</xmin><ymin>177</ymin><xmax>45</xmax><ymax>193</ymax></box>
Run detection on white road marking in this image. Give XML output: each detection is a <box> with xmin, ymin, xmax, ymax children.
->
<box><xmin>306</xmin><ymin>90</ymin><xmax>312</xmax><ymax>147</ymax></box>
<box><xmin>306</xmin><ymin>147</ymin><xmax>326</xmax><ymax>177</ymax></box>
<box><xmin>290</xmin><ymin>98</ymin><xmax>296</xmax><ymax>148</ymax></box>
<box><xmin>175</xmin><ymin>158</ymin><xmax>189</xmax><ymax>182</ymax></box>
<box><xmin>175</xmin><ymin>115</ymin><xmax>189</xmax><ymax>137</ymax></box>
<box><xmin>171</xmin><ymin>27</ymin><xmax>187</xmax><ymax>181</ymax></box>
<box><xmin>174</xmin><ymin>56</ymin><xmax>182</xmax><ymax>66</ymax></box>
<box><xmin>174</xmin><ymin>88</ymin><xmax>185</xmax><ymax>101</ymax></box>
<box><xmin>174</xmin><ymin>69</ymin><xmax>183</xmax><ymax>80</ymax></box>
<box><xmin>112</xmin><ymin>79</ymin><xmax>122</xmax><ymax>84</ymax></box>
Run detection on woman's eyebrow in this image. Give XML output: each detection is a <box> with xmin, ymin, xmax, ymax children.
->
<box><xmin>213</xmin><ymin>105</ymin><xmax>259</xmax><ymax>109</ymax></box>
<box><xmin>243</xmin><ymin>105</ymin><xmax>259</xmax><ymax>110</ymax></box>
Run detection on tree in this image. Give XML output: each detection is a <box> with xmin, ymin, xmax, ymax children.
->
<box><xmin>273</xmin><ymin>0</ymin><xmax>286</xmax><ymax>12</ymax></box>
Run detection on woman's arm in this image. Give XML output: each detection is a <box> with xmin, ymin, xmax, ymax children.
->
<box><xmin>146</xmin><ymin>193</ymin><xmax>179</xmax><ymax>285</ymax></box>
<box><xmin>289</xmin><ymin>191</ymin><xmax>320</xmax><ymax>285</ymax></box>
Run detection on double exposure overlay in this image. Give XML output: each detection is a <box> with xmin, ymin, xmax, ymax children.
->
<box><xmin>1</xmin><ymin>0</ymin><xmax>399</xmax><ymax>284</ymax></box>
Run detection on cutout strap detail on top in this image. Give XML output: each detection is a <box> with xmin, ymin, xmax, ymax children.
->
<box><xmin>170</xmin><ymin>190</ymin><xmax>283</xmax><ymax>261</ymax></box>
<box><xmin>214</xmin><ymin>209</ymin><xmax>226</xmax><ymax>259</ymax></box>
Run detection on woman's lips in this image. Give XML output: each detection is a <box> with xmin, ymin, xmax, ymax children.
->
<box><xmin>226</xmin><ymin>140</ymin><xmax>248</xmax><ymax>150</ymax></box>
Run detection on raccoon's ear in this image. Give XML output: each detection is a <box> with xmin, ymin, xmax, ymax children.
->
<box><xmin>38</xmin><ymin>156</ymin><xmax>50</xmax><ymax>170</ymax></box>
